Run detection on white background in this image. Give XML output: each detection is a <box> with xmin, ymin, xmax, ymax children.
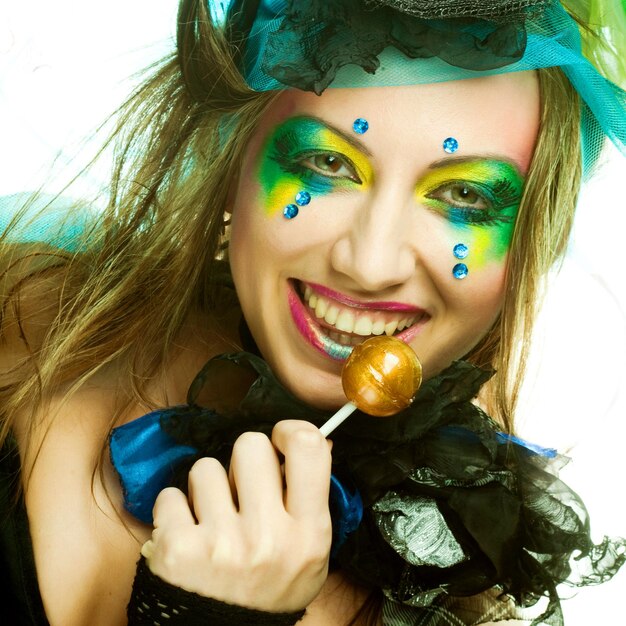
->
<box><xmin>1</xmin><ymin>1</ymin><xmax>624</xmax><ymax>621</ymax></box>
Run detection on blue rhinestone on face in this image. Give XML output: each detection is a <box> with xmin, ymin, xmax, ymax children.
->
<box><xmin>353</xmin><ymin>118</ymin><xmax>369</xmax><ymax>134</ymax></box>
<box><xmin>452</xmin><ymin>263</ymin><xmax>469</xmax><ymax>280</ymax></box>
<box><xmin>283</xmin><ymin>204</ymin><xmax>299</xmax><ymax>219</ymax></box>
<box><xmin>443</xmin><ymin>137</ymin><xmax>459</xmax><ymax>154</ymax></box>
<box><xmin>295</xmin><ymin>191</ymin><xmax>311</xmax><ymax>206</ymax></box>
<box><xmin>453</xmin><ymin>243</ymin><xmax>469</xmax><ymax>259</ymax></box>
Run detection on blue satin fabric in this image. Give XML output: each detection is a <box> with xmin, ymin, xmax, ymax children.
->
<box><xmin>109</xmin><ymin>409</ymin><xmax>197</xmax><ymax>523</ymax></box>
<box><xmin>495</xmin><ymin>431</ymin><xmax>557</xmax><ymax>458</ymax></box>
<box><xmin>108</xmin><ymin>409</ymin><xmax>550</xmax><ymax>538</ymax></box>
<box><xmin>329</xmin><ymin>474</ymin><xmax>364</xmax><ymax>556</ymax></box>
<box><xmin>109</xmin><ymin>411</ymin><xmax>364</xmax><ymax>552</ymax></box>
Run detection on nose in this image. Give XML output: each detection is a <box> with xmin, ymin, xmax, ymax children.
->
<box><xmin>330</xmin><ymin>188</ymin><xmax>417</xmax><ymax>292</ymax></box>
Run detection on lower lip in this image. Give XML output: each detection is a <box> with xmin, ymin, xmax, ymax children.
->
<box><xmin>287</xmin><ymin>283</ymin><xmax>425</xmax><ymax>361</ymax></box>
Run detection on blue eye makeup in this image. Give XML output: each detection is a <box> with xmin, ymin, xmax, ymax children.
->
<box><xmin>416</xmin><ymin>160</ymin><xmax>524</xmax><ymax>229</ymax></box>
<box><xmin>257</xmin><ymin>116</ymin><xmax>373</xmax><ymax>217</ymax></box>
<box><xmin>434</xmin><ymin>179</ymin><xmax>519</xmax><ymax>227</ymax></box>
<box><xmin>415</xmin><ymin>159</ymin><xmax>525</xmax><ymax>265</ymax></box>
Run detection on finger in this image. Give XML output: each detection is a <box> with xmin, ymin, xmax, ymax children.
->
<box><xmin>188</xmin><ymin>456</ymin><xmax>237</xmax><ymax>523</ymax></box>
<box><xmin>271</xmin><ymin>420</ymin><xmax>332</xmax><ymax>520</ymax></box>
<box><xmin>152</xmin><ymin>486</ymin><xmax>196</xmax><ymax>528</ymax></box>
<box><xmin>141</xmin><ymin>539</ymin><xmax>155</xmax><ymax>560</ymax></box>
<box><xmin>228</xmin><ymin>431</ymin><xmax>284</xmax><ymax>515</ymax></box>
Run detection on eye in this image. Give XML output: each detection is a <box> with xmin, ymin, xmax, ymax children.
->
<box><xmin>451</xmin><ymin>186</ymin><xmax>481</xmax><ymax>205</ymax></box>
<box><xmin>428</xmin><ymin>183</ymin><xmax>489</xmax><ymax>210</ymax></box>
<box><xmin>301</xmin><ymin>153</ymin><xmax>360</xmax><ymax>182</ymax></box>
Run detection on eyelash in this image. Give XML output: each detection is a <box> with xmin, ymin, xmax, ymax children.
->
<box><xmin>448</xmin><ymin>207</ymin><xmax>514</xmax><ymax>227</ymax></box>
<box><xmin>270</xmin><ymin>130</ymin><xmax>362</xmax><ymax>187</ymax></box>
<box><xmin>270</xmin><ymin>128</ymin><xmax>520</xmax><ymax>226</ymax></box>
<box><xmin>425</xmin><ymin>179</ymin><xmax>520</xmax><ymax>226</ymax></box>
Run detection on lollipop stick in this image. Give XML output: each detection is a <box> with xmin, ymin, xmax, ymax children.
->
<box><xmin>319</xmin><ymin>402</ymin><xmax>357</xmax><ymax>437</ymax></box>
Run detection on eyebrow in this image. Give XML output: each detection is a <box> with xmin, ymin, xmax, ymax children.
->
<box><xmin>285</xmin><ymin>119</ymin><xmax>525</xmax><ymax>174</ymax></box>
<box><xmin>299</xmin><ymin>115</ymin><xmax>373</xmax><ymax>157</ymax></box>
<box><xmin>428</xmin><ymin>155</ymin><xmax>524</xmax><ymax>175</ymax></box>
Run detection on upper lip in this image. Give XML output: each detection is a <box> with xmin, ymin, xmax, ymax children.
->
<box><xmin>301</xmin><ymin>280</ymin><xmax>426</xmax><ymax>313</ymax></box>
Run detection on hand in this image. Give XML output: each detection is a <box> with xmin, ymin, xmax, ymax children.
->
<box><xmin>141</xmin><ymin>420</ymin><xmax>333</xmax><ymax>613</ymax></box>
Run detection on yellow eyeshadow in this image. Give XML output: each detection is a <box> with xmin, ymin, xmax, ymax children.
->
<box><xmin>415</xmin><ymin>161</ymin><xmax>513</xmax><ymax>199</ymax></box>
<box><xmin>319</xmin><ymin>128</ymin><xmax>373</xmax><ymax>186</ymax></box>
<box><xmin>265</xmin><ymin>179</ymin><xmax>302</xmax><ymax>218</ymax></box>
<box><xmin>467</xmin><ymin>228</ymin><xmax>493</xmax><ymax>270</ymax></box>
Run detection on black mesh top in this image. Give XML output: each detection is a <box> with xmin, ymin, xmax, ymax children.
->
<box><xmin>0</xmin><ymin>436</ymin><xmax>49</xmax><ymax>625</ymax></box>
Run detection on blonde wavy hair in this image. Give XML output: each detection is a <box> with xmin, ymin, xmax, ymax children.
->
<box><xmin>0</xmin><ymin>0</ymin><xmax>581</xmax><ymax>481</ymax></box>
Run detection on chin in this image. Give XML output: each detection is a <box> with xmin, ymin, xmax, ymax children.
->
<box><xmin>274</xmin><ymin>359</ymin><xmax>347</xmax><ymax>411</ymax></box>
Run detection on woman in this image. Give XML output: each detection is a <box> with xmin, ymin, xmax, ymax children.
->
<box><xmin>1</xmin><ymin>1</ymin><xmax>624</xmax><ymax>624</ymax></box>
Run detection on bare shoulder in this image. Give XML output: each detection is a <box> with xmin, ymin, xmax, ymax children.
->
<box><xmin>18</xmin><ymin>377</ymin><xmax>151</xmax><ymax>625</ymax></box>
<box><xmin>1</xmin><ymin>258</ymin><xmax>240</xmax><ymax>623</ymax></box>
<box><xmin>12</xmin><ymin>304</ymin><xmax>239</xmax><ymax>625</ymax></box>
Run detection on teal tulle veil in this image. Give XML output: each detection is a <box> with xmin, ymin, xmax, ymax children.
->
<box><xmin>208</xmin><ymin>0</ymin><xmax>626</xmax><ymax>177</ymax></box>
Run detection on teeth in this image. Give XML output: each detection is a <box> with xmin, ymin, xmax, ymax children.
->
<box><xmin>324</xmin><ymin>305</ymin><xmax>339</xmax><ymax>325</ymax></box>
<box><xmin>372</xmin><ymin>320</ymin><xmax>385</xmax><ymax>335</ymax></box>
<box><xmin>384</xmin><ymin>320</ymin><xmax>398</xmax><ymax>336</ymax></box>
<box><xmin>301</xmin><ymin>284</ymin><xmax>420</xmax><ymax>339</ymax></box>
<box><xmin>328</xmin><ymin>330</ymin><xmax>364</xmax><ymax>347</ymax></box>
<box><xmin>354</xmin><ymin>317</ymin><xmax>373</xmax><ymax>336</ymax></box>
<box><xmin>397</xmin><ymin>317</ymin><xmax>409</xmax><ymax>331</ymax></box>
<box><xmin>315</xmin><ymin>298</ymin><xmax>328</xmax><ymax>319</ymax></box>
<box><xmin>329</xmin><ymin>330</ymin><xmax>342</xmax><ymax>344</ymax></box>
<box><xmin>335</xmin><ymin>310</ymin><xmax>355</xmax><ymax>334</ymax></box>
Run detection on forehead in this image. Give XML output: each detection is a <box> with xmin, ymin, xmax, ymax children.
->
<box><xmin>255</xmin><ymin>71</ymin><xmax>540</xmax><ymax>171</ymax></box>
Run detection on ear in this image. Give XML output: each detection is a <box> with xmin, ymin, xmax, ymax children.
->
<box><xmin>219</xmin><ymin>182</ymin><xmax>236</xmax><ymax>248</ymax></box>
<box><xmin>223</xmin><ymin>172</ymin><xmax>239</xmax><ymax>221</ymax></box>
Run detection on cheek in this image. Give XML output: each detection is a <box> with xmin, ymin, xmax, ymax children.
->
<box><xmin>469</xmin><ymin>264</ymin><xmax>507</xmax><ymax>311</ymax></box>
<box><xmin>448</xmin><ymin>223</ymin><xmax>514</xmax><ymax>272</ymax></box>
<box><xmin>229</xmin><ymin>175</ymin><xmax>259</xmax><ymax>245</ymax></box>
<box><xmin>449</xmin><ymin>264</ymin><xmax>507</xmax><ymax>342</ymax></box>
<box><xmin>436</xmin><ymin>226</ymin><xmax>508</xmax><ymax>320</ymax></box>
<box><xmin>412</xmin><ymin>255</ymin><xmax>506</xmax><ymax>379</ymax></box>
<box><xmin>229</xmin><ymin>175</ymin><xmax>317</xmax><ymax>265</ymax></box>
<box><xmin>258</xmin><ymin>163</ymin><xmax>303</xmax><ymax>219</ymax></box>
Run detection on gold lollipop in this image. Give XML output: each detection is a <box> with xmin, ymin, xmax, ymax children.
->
<box><xmin>319</xmin><ymin>336</ymin><xmax>423</xmax><ymax>436</ymax></box>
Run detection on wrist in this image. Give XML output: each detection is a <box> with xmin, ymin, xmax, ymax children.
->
<box><xmin>127</xmin><ymin>556</ymin><xmax>306</xmax><ymax>625</ymax></box>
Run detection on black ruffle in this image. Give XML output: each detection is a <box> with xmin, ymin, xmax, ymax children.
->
<box><xmin>260</xmin><ymin>0</ymin><xmax>528</xmax><ymax>94</ymax></box>
<box><xmin>159</xmin><ymin>352</ymin><xmax>625</xmax><ymax>625</ymax></box>
<box><xmin>362</xmin><ymin>0</ymin><xmax>550</xmax><ymax>21</ymax></box>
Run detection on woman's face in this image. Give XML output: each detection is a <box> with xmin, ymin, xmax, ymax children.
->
<box><xmin>229</xmin><ymin>72</ymin><xmax>540</xmax><ymax>409</ymax></box>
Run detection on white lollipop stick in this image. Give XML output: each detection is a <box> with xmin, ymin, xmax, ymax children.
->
<box><xmin>319</xmin><ymin>401</ymin><xmax>357</xmax><ymax>437</ymax></box>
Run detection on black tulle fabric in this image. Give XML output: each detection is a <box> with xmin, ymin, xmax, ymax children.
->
<box><xmin>362</xmin><ymin>0</ymin><xmax>550</xmax><ymax>20</ymax></box>
<box><xmin>157</xmin><ymin>350</ymin><xmax>625</xmax><ymax>625</ymax></box>
<box><xmin>239</xmin><ymin>0</ymin><xmax>538</xmax><ymax>94</ymax></box>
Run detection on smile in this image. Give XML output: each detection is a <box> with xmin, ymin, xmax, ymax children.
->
<box><xmin>288</xmin><ymin>280</ymin><xmax>429</xmax><ymax>360</ymax></box>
